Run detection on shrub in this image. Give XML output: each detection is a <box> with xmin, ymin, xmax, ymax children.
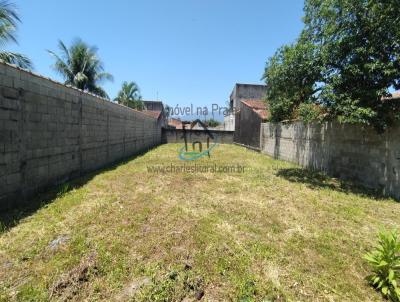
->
<box><xmin>364</xmin><ymin>230</ymin><xmax>400</xmax><ymax>301</ymax></box>
<box><xmin>297</xmin><ymin>103</ymin><xmax>322</xmax><ymax>123</ymax></box>
<box><xmin>57</xmin><ymin>183</ymin><xmax>71</xmax><ymax>198</ymax></box>
<box><xmin>206</xmin><ymin>118</ymin><xmax>221</xmax><ymax>128</ymax></box>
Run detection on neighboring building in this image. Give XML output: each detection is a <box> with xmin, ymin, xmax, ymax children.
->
<box><xmin>143</xmin><ymin>100</ymin><xmax>164</xmax><ymax>111</ymax></box>
<box><xmin>142</xmin><ymin>109</ymin><xmax>162</xmax><ymax>120</ymax></box>
<box><xmin>167</xmin><ymin>118</ymin><xmax>183</xmax><ymax>129</ymax></box>
<box><xmin>229</xmin><ymin>83</ymin><xmax>267</xmax><ymax>110</ymax></box>
<box><xmin>234</xmin><ymin>99</ymin><xmax>269</xmax><ymax>149</ymax></box>
<box><xmin>392</xmin><ymin>91</ymin><xmax>400</xmax><ymax>99</ymax></box>
<box><xmin>190</xmin><ymin>120</ymin><xmax>205</xmax><ymax>130</ymax></box>
<box><xmin>142</xmin><ymin>109</ymin><xmax>166</xmax><ymax>128</ymax></box>
<box><xmin>168</xmin><ymin>117</ymin><xmax>224</xmax><ymax>130</ymax></box>
<box><xmin>142</xmin><ymin>100</ymin><xmax>167</xmax><ymax>128</ymax></box>
<box><xmin>223</xmin><ymin>114</ymin><xmax>235</xmax><ymax>131</ymax></box>
<box><xmin>223</xmin><ymin>83</ymin><xmax>267</xmax><ymax>130</ymax></box>
<box><xmin>383</xmin><ymin>91</ymin><xmax>400</xmax><ymax>100</ymax></box>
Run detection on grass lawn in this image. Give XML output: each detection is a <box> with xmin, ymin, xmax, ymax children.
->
<box><xmin>0</xmin><ymin>144</ymin><xmax>399</xmax><ymax>301</ymax></box>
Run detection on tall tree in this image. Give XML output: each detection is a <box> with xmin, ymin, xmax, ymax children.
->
<box><xmin>303</xmin><ymin>0</ymin><xmax>400</xmax><ymax>130</ymax></box>
<box><xmin>114</xmin><ymin>81</ymin><xmax>144</xmax><ymax>110</ymax></box>
<box><xmin>262</xmin><ymin>38</ymin><xmax>322</xmax><ymax>121</ymax></box>
<box><xmin>263</xmin><ymin>0</ymin><xmax>400</xmax><ymax>131</ymax></box>
<box><xmin>47</xmin><ymin>39</ymin><xmax>113</xmax><ymax>98</ymax></box>
<box><xmin>0</xmin><ymin>1</ymin><xmax>32</xmax><ymax>69</ymax></box>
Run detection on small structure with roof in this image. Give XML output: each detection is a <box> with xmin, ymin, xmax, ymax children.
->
<box><xmin>142</xmin><ymin>100</ymin><xmax>167</xmax><ymax>128</ymax></box>
<box><xmin>234</xmin><ymin>98</ymin><xmax>269</xmax><ymax>149</ymax></box>
<box><xmin>167</xmin><ymin>117</ymin><xmax>183</xmax><ymax>129</ymax></box>
<box><xmin>224</xmin><ymin>83</ymin><xmax>267</xmax><ymax>131</ymax></box>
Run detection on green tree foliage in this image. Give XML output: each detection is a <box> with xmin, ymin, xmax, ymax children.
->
<box><xmin>48</xmin><ymin>39</ymin><xmax>113</xmax><ymax>98</ymax></box>
<box><xmin>364</xmin><ymin>230</ymin><xmax>400</xmax><ymax>301</ymax></box>
<box><xmin>263</xmin><ymin>0</ymin><xmax>400</xmax><ymax>131</ymax></box>
<box><xmin>0</xmin><ymin>1</ymin><xmax>31</xmax><ymax>69</ymax></box>
<box><xmin>262</xmin><ymin>39</ymin><xmax>321</xmax><ymax>121</ymax></box>
<box><xmin>206</xmin><ymin>118</ymin><xmax>220</xmax><ymax>128</ymax></box>
<box><xmin>297</xmin><ymin>102</ymin><xmax>323</xmax><ymax>123</ymax></box>
<box><xmin>165</xmin><ymin>104</ymin><xmax>172</xmax><ymax>118</ymax></box>
<box><xmin>114</xmin><ymin>81</ymin><xmax>144</xmax><ymax>110</ymax></box>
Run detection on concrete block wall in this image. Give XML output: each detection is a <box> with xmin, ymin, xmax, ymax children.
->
<box><xmin>0</xmin><ymin>63</ymin><xmax>161</xmax><ymax>209</ymax></box>
<box><xmin>162</xmin><ymin>128</ymin><xmax>234</xmax><ymax>144</ymax></box>
<box><xmin>260</xmin><ymin>121</ymin><xmax>400</xmax><ymax>200</ymax></box>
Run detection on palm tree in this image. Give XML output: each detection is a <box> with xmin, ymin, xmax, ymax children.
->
<box><xmin>114</xmin><ymin>81</ymin><xmax>144</xmax><ymax>110</ymax></box>
<box><xmin>47</xmin><ymin>39</ymin><xmax>113</xmax><ymax>98</ymax></box>
<box><xmin>0</xmin><ymin>1</ymin><xmax>32</xmax><ymax>69</ymax></box>
<box><xmin>165</xmin><ymin>104</ymin><xmax>172</xmax><ymax>118</ymax></box>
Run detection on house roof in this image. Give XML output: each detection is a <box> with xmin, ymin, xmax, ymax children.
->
<box><xmin>142</xmin><ymin>100</ymin><xmax>163</xmax><ymax>105</ymax></box>
<box><xmin>241</xmin><ymin>99</ymin><xmax>269</xmax><ymax>120</ymax></box>
<box><xmin>142</xmin><ymin>110</ymin><xmax>161</xmax><ymax>119</ymax></box>
<box><xmin>168</xmin><ymin>118</ymin><xmax>183</xmax><ymax>129</ymax></box>
<box><xmin>390</xmin><ymin>91</ymin><xmax>400</xmax><ymax>99</ymax></box>
<box><xmin>142</xmin><ymin>100</ymin><xmax>164</xmax><ymax>113</ymax></box>
<box><xmin>381</xmin><ymin>91</ymin><xmax>400</xmax><ymax>101</ymax></box>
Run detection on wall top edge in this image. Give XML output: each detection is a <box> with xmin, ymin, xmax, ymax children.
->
<box><xmin>0</xmin><ymin>61</ymin><xmax>158</xmax><ymax>121</ymax></box>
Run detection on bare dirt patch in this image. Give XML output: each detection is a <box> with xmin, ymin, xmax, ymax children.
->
<box><xmin>50</xmin><ymin>252</ymin><xmax>98</xmax><ymax>301</ymax></box>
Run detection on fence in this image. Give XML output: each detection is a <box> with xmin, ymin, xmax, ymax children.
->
<box><xmin>0</xmin><ymin>63</ymin><xmax>161</xmax><ymax>209</ymax></box>
<box><xmin>162</xmin><ymin>128</ymin><xmax>234</xmax><ymax>144</ymax></box>
<box><xmin>260</xmin><ymin>121</ymin><xmax>400</xmax><ymax>200</ymax></box>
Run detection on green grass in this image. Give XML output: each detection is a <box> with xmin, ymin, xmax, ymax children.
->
<box><xmin>0</xmin><ymin>144</ymin><xmax>399</xmax><ymax>301</ymax></box>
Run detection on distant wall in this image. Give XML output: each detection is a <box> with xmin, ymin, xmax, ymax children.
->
<box><xmin>0</xmin><ymin>63</ymin><xmax>161</xmax><ymax>209</ymax></box>
<box><xmin>162</xmin><ymin>128</ymin><xmax>234</xmax><ymax>144</ymax></box>
<box><xmin>260</xmin><ymin>121</ymin><xmax>400</xmax><ymax>200</ymax></box>
<box><xmin>234</xmin><ymin>102</ymin><xmax>263</xmax><ymax>149</ymax></box>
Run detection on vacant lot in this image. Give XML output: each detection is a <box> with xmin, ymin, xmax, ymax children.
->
<box><xmin>0</xmin><ymin>144</ymin><xmax>399</xmax><ymax>301</ymax></box>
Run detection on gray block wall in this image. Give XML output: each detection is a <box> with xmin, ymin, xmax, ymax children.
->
<box><xmin>0</xmin><ymin>63</ymin><xmax>161</xmax><ymax>209</ymax></box>
<box><xmin>260</xmin><ymin>121</ymin><xmax>400</xmax><ymax>200</ymax></box>
<box><xmin>162</xmin><ymin>129</ymin><xmax>234</xmax><ymax>144</ymax></box>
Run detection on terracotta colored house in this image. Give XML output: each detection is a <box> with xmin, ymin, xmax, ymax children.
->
<box><xmin>167</xmin><ymin>118</ymin><xmax>183</xmax><ymax>129</ymax></box>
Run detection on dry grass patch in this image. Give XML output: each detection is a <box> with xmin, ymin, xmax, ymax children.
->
<box><xmin>0</xmin><ymin>144</ymin><xmax>399</xmax><ymax>301</ymax></box>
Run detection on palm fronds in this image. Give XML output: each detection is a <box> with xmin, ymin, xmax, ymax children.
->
<box><xmin>48</xmin><ymin>38</ymin><xmax>113</xmax><ymax>98</ymax></box>
<box><xmin>0</xmin><ymin>1</ymin><xmax>32</xmax><ymax>69</ymax></box>
<box><xmin>0</xmin><ymin>51</ymin><xmax>30</xmax><ymax>69</ymax></box>
<box><xmin>114</xmin><ymin>81</ymin><xmax>144</xmax><ymax>110</ymax></box>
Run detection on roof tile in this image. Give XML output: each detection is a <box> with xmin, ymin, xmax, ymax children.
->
<box><xmin>241</xmin><ymin>99</ymin><xmax>269</xmax><ymax>120</ymax></box>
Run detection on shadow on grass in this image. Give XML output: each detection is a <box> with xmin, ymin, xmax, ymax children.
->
<box><xmin>0</xmin><ymin>149</ymin><xmax>151</xmax><ymax>234</ymax></box>
<box><xmin>275</xmin><ymin>168</ymin><xmax>386</xmax><ymax>200</ymax></box>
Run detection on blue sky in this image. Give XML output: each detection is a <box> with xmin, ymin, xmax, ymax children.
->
<box><xmin>11</xmin><ymin>0</ymin><xmax>304</xmax><ymax>117</ymax></box>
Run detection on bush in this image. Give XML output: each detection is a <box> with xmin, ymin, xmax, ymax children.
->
<box><xmin>297</xmin><ymin>103</ymin><xmax>322</xmax><ymax>123</ymax></box>
<box><xmin>364</xmin><ymin>230</ymin><xmax>400</xmax><ymax>301</ymax></box>
<box><xmin>206</xmin><ymin>119</ymin><xmax>220</xmax><ymax>128</ymax></box>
